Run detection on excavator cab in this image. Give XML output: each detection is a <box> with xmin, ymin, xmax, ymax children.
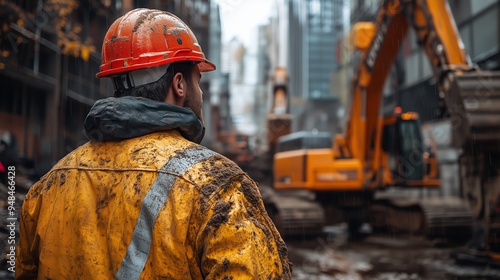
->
<box><xmin>382</xmin><ymin>112</ymin><xmax>426</xmax><ymax>185</ymax></box>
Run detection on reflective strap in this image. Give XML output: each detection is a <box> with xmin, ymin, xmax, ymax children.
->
<box><xmin>115</xmin><ymin>147</ymin><xmax>216</xmax><ymax>280</ymax></box>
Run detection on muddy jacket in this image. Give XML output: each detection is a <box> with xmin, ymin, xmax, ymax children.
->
<box><xmin>17</xmin><ymin>97</ymin><xmax>292</xmax><ymax>279</ymax></box>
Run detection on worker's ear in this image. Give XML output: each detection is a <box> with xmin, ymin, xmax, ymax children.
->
<box><xmin>165</xmin><ymin>72</ymin><xmax>186</xmax><ymax>106</ymax></box>
<box><xmin>172</xmin><ymin>72</ymin><xmax>186</xmax><ymax>98</ymax></box>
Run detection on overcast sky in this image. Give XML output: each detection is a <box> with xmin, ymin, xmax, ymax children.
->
<box><xmin>217</xmin><ymin>0</ymin><xmax>273</xmax><ymax>45</ymax></box>
<box><xmin>215</xmin><ymin>0</ymin><xmax>274</xmax><ymax>135</ymax></box>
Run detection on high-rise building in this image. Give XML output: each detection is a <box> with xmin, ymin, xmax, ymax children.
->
<box><xmin>220</xmin><ymin>30</ymin><xmax>262</xmax><ymax>135</ymax></box>
<box><xmin>269</xmin><ymin>0</ymin><xmax>348</xmax><ymax>133</ymax></box>
<box><xmin>201</xmin><ymin>0</ymin><xmax>222</xmax><ymax>147</ymax></box>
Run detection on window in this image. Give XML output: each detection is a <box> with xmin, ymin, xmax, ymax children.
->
<box><xmin>309</xmin><ymin>0</ymin><xmax>321</xmax><ymax>15</ymax></box>
<box><xmin>471</xmin><ymin>0</ymin><xmax>498</xmax><ymax>15</ymax></box>
<box><xmin>277</xmin><ymin>132</ymin><xmax>332</xmax><ymax>152</ymax></box>
<box><xmin>472</xmin><ymin>6</ymin><xmax>498</xmax><ymax>58</ymax></box>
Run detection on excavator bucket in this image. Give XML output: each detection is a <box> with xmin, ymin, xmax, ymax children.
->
<box><xmin>445</xmin><ymin>71</ymin><xmax>500</xmax><ymax>149</ymax></box>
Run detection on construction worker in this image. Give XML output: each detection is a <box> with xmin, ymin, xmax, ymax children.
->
<box><xmin>16</xmin><ymin>8</ymin><xmax>292</xmax><ymax>279</ymax></box>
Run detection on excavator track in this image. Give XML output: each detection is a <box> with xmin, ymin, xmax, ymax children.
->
<box><xmin>420</xmin><ymin>198</ymin><xmax>474</xmax><ymax>239</ymax></box>
<box><xmin>270</xmin><ymin>195</ymin><xmax>325</xmax><ymax>236</ymax></box>
<box><xmin>370</xmin><ymin>196</ymin><xmax>473</xmax><ymax>240</ymax></box>
<box><xmin>260</xmin><ymin>185</ymin><xmax>325</xmax><ymax>236</ymax></box>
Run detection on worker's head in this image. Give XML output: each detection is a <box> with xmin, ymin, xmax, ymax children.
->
<box><xmin>96</xmin><ymin>8</ymin><xmax>216</xmax><ymax>122</ymax></box>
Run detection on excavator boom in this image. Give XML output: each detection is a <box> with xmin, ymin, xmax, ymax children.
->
<box><xmin>274</xmin><ymin>0</ymin><xmax>500</xmax><ymax>246</ymax></box>
<box><xmin>351</xmin><ymin>0</ymin><xmax>500</xmax><ymax>255</ymax></box>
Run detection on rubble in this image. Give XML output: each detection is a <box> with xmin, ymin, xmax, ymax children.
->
<box><xmin>287</xmin><ymin>225</ymin><xmax>500</xmax><ymax>280</ymax></box>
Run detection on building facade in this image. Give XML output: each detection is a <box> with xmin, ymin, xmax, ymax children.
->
<box><xmin>0</xmin><ymin>0</ymin><xmax>117</xmax><ymax>176</ymax></box>
<box><xmin>0</xmin><ymin>0</ymin><xmax>216</xmax><ymax>178</ymax></box>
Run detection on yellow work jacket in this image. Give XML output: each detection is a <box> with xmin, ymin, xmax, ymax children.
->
<box><xmin>17</xmin><ymin>97</ymin><xmax>292</xmax><ymax>279</ymax></box>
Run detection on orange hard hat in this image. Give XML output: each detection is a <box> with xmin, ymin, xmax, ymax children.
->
<box><xmin>96</xmin><ymin>8</ymin><xmax>215</xmax><ymax>81</ymax></box>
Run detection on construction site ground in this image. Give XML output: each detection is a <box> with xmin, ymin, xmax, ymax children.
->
<box><xmin>2</xmin><ymin>174</ymin><xmax>500</xmax><ymax>279</ymax></box>
<box><xmin>286</xmin><ymin>225</ymin><xmax>500</xmax><ymax>280</ymax></box>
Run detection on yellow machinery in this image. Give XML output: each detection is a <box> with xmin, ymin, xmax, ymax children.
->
<box><xmin>266</xmin><ymin>66</ymin><xmax>293</xmax><ymax>156</ymax></box>
<box><xmin>275</xmin><ymin>111</ymin><xmax>438</xmax><ymax>191</ymax></box>
<box><xmin>275</xmin><ymin>0</ymin><xmax>500</xmax><ymax>252</ymax></box>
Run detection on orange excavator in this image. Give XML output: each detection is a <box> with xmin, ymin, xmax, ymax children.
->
<box><xmin>274</xmin><ymin>0</ymin><xmax>500</xmax><ymax>256</ymax></box>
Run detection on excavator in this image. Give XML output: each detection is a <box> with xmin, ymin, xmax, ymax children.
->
<box><xmin>274</xmin><ymin>0</ymin><xmax>500</xmax><ymax>260</ymax></box>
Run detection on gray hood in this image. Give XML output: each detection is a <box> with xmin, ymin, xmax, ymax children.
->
<box><xmin>84</xmin><ymin>96</ymin><xmax>205</xmax><ymax>143</ymax></box>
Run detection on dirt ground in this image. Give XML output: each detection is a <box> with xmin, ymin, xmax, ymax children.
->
<box><xmin>3</xmin><ymin>173</ymin><xmax>500</xmax><ymax>279</ymax></box>
<box><xmin>285</xmin><ymin>224</ymin><xmax>500</xmax><ymax>280</ymax></box>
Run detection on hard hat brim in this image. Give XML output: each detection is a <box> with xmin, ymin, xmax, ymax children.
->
<box><xmin>198</xmin><ymin>60</ymin><xmax>216</xmax><ymax>72</ymax></box>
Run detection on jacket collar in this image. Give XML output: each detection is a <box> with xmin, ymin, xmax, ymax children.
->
<box><xmin>84</xmin><ymin>96</ymin><xmax>205</xmax><ymax>143</ymax></box>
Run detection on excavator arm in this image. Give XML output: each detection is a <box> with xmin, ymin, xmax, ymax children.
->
<box><xmin>273</xmin><ymin>0</ymin><xmax>500</xmax><ymax>242</ymax></box>
<box><xmin>407</xmin><ymin>0</ymin><xmax>500</xmax><ymax>149</ymax></box>
<box><xmin>350</xmin><ymin>0</ymin><xmax>500</xmax><ymax>256</ymax></box>
<box><xmin>347</xmin><ymin>0</ymin><xmax>410</xmax><ymax>163</ymax></box>
<box><xmin>349</xmin><ymin>0</ymin><xmax>500</xmax><ymax>173</ymax></box>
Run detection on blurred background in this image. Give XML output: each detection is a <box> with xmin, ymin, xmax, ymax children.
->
<box><xmin>0</xmin><ymin>0</ymin><xmax>498</xmax><ymax>178</ymax></box>
<box><xmin>1</xmin><ymin>0</ymin><xmax>500</xmax><ymax>279</ymax></box>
